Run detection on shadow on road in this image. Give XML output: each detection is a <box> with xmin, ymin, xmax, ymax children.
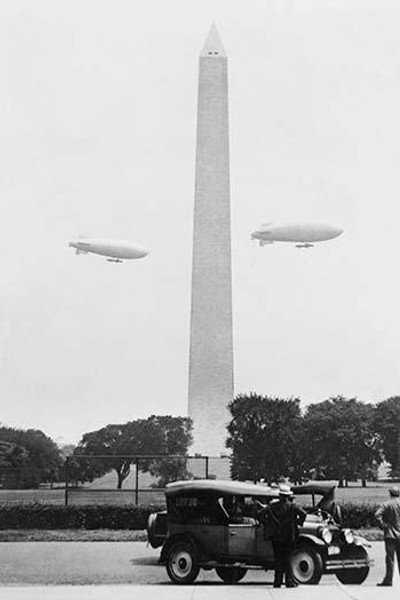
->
<box><xmin>130</xmin><ymin>557</ymin><xmax>160</xmax><ymax>566</ymax></box>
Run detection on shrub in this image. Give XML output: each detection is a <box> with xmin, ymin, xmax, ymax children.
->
<box><xmin>0</xmin><ymin>500</ymin><xmax>381</xmax><ymax>530</ymax></box>
<box><xmin>340</xmin><ymin>502</ymin><xmax>380</xmax><ymax>529</ymax></box>
<box><xmin>0</xmin><ymin>503</ymin><xmax>165</xmax><ymax>530</ymax></box>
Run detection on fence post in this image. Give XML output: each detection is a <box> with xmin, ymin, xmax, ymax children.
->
<box><xmin>205</xmin><ymin>456</ymin><xmax>209</xmax><ymax>479</ymax></box>
<box><xmin>135</xmin><ymin>458</ymin><xmax>139</xmax><ymax>505</ymax></box>
<box><xmin>65</xmin><ymin>457</ymin><xmax>69</xmax><ymax>507</ymax></box>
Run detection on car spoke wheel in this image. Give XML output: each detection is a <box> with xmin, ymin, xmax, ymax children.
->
<box><xmin>215</xmin><ymin>566</ymin><xmax>247</xmax><ymax>583</ymax></box>
<box><xmin>290</xmin><ymin>547</ymin><xmax>323</xmax><ymax>585</ymax></box>
<box><xmin>335</xmin><ymin>547</ymin><xmax>369</xmax><ymax>584</ymax></box>
<box><xmin>166</xmin><ymin>542</ymin><xmax>200</xmax><ymax>584</ymax></box>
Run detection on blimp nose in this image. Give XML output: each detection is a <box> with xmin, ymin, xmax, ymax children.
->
<box><xmin>326</xmin><ymin>225</ymin><xmax>343</xmax><ymax>239</ymax></box>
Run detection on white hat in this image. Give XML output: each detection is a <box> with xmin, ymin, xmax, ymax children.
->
<box><xmin>279</xmin><ymin>484</ymin><xmax>293</xmax><ymax>496</ymax></box>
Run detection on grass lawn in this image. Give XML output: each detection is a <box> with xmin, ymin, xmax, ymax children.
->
<box><xmin>0</xmin><ymin>529</ymin><xmax>147</xmax><ymax>542</ymax></box>
<box><xmin>0</xmin><ymin>527</ymin><xmax>383</xmax><ymax>542</ymax></box>
<box><xmin>0</xmin><ymin>480</ymin><xmax>395</xmax><ymax>506</ymax></box>
<box><xmin>0</xmin><ymin>488</ymin><xmax>165</xmax><ymax>506</ymax></box>
<box><xmin>335</xmin><ymin>483</ymin><xmax>393</xmax><ymax>505</ymax></box>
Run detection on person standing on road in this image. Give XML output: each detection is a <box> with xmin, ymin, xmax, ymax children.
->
<box><xmin>263</xmin><ymin>484</ymin><xmax>307</xmax><ymax>588</ymax></box>
<box><xmin>375</xmin><ymin>486</ymin><xmax>400</xmax><ymax>587</ymax></box>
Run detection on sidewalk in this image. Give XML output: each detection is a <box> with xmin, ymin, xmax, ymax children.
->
<box><xmin>0</xmin><ymin>583</ymin><xmax>399</xmax><ymax>600</ymax></box>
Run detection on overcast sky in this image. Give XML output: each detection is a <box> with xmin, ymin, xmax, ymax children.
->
<box><xmin>1</xmin><ymin>0</ymin><xmax>400</xmax><ymax>445</ymax></box>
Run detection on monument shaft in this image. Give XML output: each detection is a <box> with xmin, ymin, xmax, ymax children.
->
<box><xmin>188</xmin><ymin>27</ymin><xmax>233</xmax><ymax>456</ymax></box>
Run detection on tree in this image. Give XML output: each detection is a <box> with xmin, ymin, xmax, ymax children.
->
<box><xmin>74</xmin><ymin>415</ymin><xmax>193</xmax><ymax>489</ymax></box>
<box><xmin>141</xmin><ymin>416</ymin><xmax>193</xmax><ymax>486</ymax></box>
<box><xmin>73</xmin><ymin>422</ymin><xmax>153</xmax><ymax>489</ymax></box>
<box><xmin>302</xmin><ymin>396</ymin><xmax>380</xmax><ymax>486</ymax></box>
<box><xmin>0</xmin><ymin>441</ymin><xmax>27</xmax><ymax>488</ymax></box>
<box><xmin>374</xmin><ymin>397</ymin><xmax>400</xmax><ymax>477</ymax></box>
<box><xmin>0</xmin><ymin>427</ymin><xmax>63</xmax><ymax>488</ymax></box>
<box><xmin>0</xmin><ymin>440</ymin><xmax>15</xmax><ymax>467</ymax></box>
<box><xmin>226</xmin><ymin>393</ymin><xmax>303</xmax><ymax>483</ymax></box>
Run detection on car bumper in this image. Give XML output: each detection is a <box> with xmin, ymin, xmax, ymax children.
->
<box><xmin>324</xmin><ymin>558</ymin><xmax>372</xmax><ymax>572</ymax></box>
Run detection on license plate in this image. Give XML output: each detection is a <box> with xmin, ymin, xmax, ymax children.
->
<box><xmin>328</xmin><ymin>546</ymin><xmax>340</xmax><ymax>556</ymax></box>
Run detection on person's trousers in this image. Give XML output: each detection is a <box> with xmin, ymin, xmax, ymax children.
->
<box><xmin>272</xmin><ymin>541</ymin><xmax>295</xmax><ymax>585</ymax></box>
<box><xmin>383</xmin><ymin>538</ymin><xmax>400</xmax><ymax>583</ymax></box>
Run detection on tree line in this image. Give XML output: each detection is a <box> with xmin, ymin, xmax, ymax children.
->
<box><xmin>227</xmin><ymin>394</ymin><xmax>400</xmax><ymax>486</ymax></box>
<box><xmin>0</xmin><ymin>395</ymin><xmax>399</xmax><ymax>489</ymax></box>
<box><xmin>67</xmin><ymin>415</ymin><xmax>193</xmax><ymax>488</ymax></box>
<box><xmin>0</xmin><ymin>416</ymin><xmax>193</xmax><ymax>489</ymax></box>
<box><xmin>0</xmin><ymin>427</ymin><xmax>63</xmax><ymax>488</ymax></box>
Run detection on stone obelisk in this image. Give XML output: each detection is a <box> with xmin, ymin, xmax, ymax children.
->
<box><xmin>188</xmin><ymin>25</ymin><xmax>233</xmax><ymax>457</ymax></box>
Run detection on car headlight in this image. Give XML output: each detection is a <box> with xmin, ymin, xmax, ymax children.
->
<box><xmin>319</xmin><ymin>527</ymin><xmax>333</xmax><ymax>544</ymax></box>
<box><xmin>342</xmin><ymin>528</ymin><xmax>354</xmax><ymax>544</ymax></box>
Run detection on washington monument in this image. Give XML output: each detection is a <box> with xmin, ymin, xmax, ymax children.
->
<box><xmin>188</xmin><ymin>25</ymin><xmax>233</xmax><ymax>456</ymax></box>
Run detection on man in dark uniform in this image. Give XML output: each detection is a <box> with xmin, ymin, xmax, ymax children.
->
<box><xmin>375</xmin><ymin>486</ymin><xmax>400</xmax><ymax>587</ymax></box>
<box><xmin>265</xmin><ymin>484</ymin><xmax>307</xmax><ymax>588</ymax></box>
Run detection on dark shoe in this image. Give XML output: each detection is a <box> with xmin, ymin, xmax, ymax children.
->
<box><xmin>286</xmin><ymin>582</ymin><xmax>298</xmax><ymax>588</ymax></box>
<box><xmin>273</xmin><ymin>583</ymin><xmax>281</xmax><ymax>588</ymax></box>
<box><xmin>377</xmin><ymin>581</ymin><xmax>392</xmax><ymax>587</ymax></box>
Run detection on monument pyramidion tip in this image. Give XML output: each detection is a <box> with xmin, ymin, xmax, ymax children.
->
<box><xmin>200</xmin><ymin>23</ymin><xmax>227</xmax><ymax>58</ymax></box>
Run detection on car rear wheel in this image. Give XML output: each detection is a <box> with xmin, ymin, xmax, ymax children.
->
<box><xmin>335</xmin><ymin>547</ymin><xmax>369</xmax><ymax>584</ymax></box>
<box><xmin>290</xmin><ymin>547</ymin><xmax>323</xmax><ymax>585</ymax></box>
<box><xmin>166</xmin><ymin>542</ymin><xmax>200</xmax><ymax>584</ymax></box>
<box><xmin>215</xmin><ymin>566</ymin><xmax>247</xmax><ymax>583</ymax></box>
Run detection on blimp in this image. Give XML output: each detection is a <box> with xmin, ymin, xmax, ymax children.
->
<box><xmin>251</xmin><ymin>222</ymin><xmax>343</xmax><ymax>248</ymax></box>
<box><xmin>68</xmin><ymin>237</ymin><xmax>149</xmax><ymax>263</ymax></box>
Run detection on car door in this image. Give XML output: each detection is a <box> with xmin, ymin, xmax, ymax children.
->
<box><xmin>254</xmin><ymin>522</ymin><xmax>274</xmax><ymax>562</ymax></box>
<box><xmin>226</xmin><ymin>524</ymin><xmax>256</xmax><ymax>557</ymax></box>
<box><xmin>194</xmin><ymin>522</ymin><xmax>226</xmax><ymax>556</ymax></box>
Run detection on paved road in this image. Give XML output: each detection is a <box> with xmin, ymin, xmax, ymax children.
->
<box><xmin>0</xmin><ymin>541</ymin><xmax>393</xmax><ymax>586</ymax></box>
<box><xmin>1</xmin><ymin>542</ymin><xmax>400</xmax><ymax>600</ymax></box>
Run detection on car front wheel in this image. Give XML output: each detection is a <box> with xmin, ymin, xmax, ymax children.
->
<box><xmin>215</xmin><ymin>566</ymin><xmax>247</xmax><ymax>583</ymax></box>
<box><xmin>290</xmin><ymin>547</ymin><xmax>323</xmax><ymax>585</ymax></box>
<box><xmin>166</xmin><ymin>542</ymin><xmax>200</xmax><ymax>584</ymax></box>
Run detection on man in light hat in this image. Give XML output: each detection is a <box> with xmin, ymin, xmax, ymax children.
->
<box><xmin>264</xmin><ymin>484</ymin><xmax>307</xmax><ymax>588</ymax></box>
<box><xmin>375</xmin><ymin>486</ymin><xmax>400</xmax><ymax>586</ymax></box>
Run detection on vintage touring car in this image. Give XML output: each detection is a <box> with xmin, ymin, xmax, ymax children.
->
<box><xmin>147</xmin><ymin>479</ymin><xmax>371</xmax><ymax>585</ymax></box>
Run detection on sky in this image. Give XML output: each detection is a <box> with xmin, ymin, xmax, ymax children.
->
<box><xmin>1</xmin><ymin>0</ymin><xmax>400</xmax><ymax>446</ymax></box>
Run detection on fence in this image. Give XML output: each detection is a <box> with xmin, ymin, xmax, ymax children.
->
<box><xmin>64</xmin><ymin>454</ymin><xmax>231</xmax><ymax>506</ymax></box>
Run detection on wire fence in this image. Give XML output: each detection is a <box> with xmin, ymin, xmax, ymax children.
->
<box><xmin>64</xmin><ymin>454</ymin><xmax>231</xmax><ymax>506</ymax></box>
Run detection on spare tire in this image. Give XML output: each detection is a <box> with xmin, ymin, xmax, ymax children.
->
<box><xmin>335</xmin><ymin>547</ymin><xmax>369</xmax><ymax>585</ymax></box>
<box><xmin>147</xmin><ymin>512</ymin><xmax>167</xmax><ymax>549</ymax></box>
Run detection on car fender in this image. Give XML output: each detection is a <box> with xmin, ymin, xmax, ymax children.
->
<box><xmin>297</xmin><ymin>533</ymin><xmax>327</xmax><ymax>551</ymax></box>
<box><xmin>159</xmin><ymin>533</ymin><xmax>204</xmax><ymax>564</ymax></box>
<box><xmin>353</xmin><ymin>535</ymin><xmax>371</xmax><ymax>548</ymax></box>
